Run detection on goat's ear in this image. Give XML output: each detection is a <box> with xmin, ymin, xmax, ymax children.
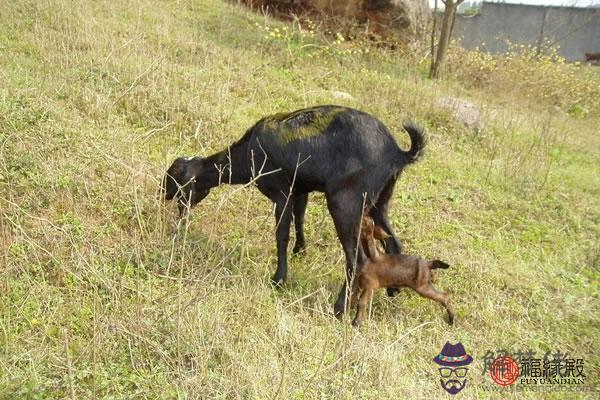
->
<box><xmin>430</xmin><ymin>260</ymin><xmax>450</xmax><ymax>270</ymax></box>
<box><xmin>373</xmin><ymin>225</ymin><xmax>391</xmax><ymax>240</ymax></box>
<box><xmin>162</xmin><ymin>157</ymin><xmax>188</xmax><ymax>200</ymax></box>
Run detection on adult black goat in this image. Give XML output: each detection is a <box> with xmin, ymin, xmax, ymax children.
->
<box><xmin>163</xmin><ymin>105</ymin><xmax>425</xmax><ymax>316</ymax></box>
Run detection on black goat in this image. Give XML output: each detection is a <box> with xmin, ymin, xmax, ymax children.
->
<box><xmin>163</xmin><ymin>105</ymin><xmax>425</xmax><ymax>316</ymax></box>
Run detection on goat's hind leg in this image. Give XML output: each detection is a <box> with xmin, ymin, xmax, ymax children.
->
<box><xmin>369</xmin><ymin>177</ymin><xmax>403</xmax><ymax>254</ymax></box>
<box><xmin>415</xmin><ymin>285</ymin><xmax>455</xmax><ymax>325</ymax></box>
<box><xmin>370</xmin><ymin>177</ymin><xmax>403</xmax><ymax>297</ymax></box>
<box><xmin>326</xmin><ymin>189</ymin><xmax>367</xmax><ymax>317</ymax></box>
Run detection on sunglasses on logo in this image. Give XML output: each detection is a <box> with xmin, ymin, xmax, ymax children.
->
<box><xmin>439</xmin><ymin>367</ymin><xmax>468</xmax><ymax>378</ymax></box>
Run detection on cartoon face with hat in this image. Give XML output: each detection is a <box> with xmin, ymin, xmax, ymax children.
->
<box><xmin>433</xmin><ymin>342</ymin><xmax>473</xmax><ymax>395</ymax></box>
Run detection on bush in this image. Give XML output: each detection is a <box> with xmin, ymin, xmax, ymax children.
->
<box><xmin>446</xmin><ymin>41</ymin><xmax>600</xmax><ymax>116</ymax></box>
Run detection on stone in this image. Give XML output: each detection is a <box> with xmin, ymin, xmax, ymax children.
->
<box><xmin>435</xmin><ymin>96</ymin><xmax>485</xmax><ymax>133</ymax></box>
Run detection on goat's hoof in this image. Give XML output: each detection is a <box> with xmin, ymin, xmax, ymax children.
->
<box><xmin>333</xmin><ymin>304</ymin><xmax>346</xmax><ymax>320</ymax></box>
<box><xmin>292</xmin><ymin>243</ymin><xmax>306</xmax><ymax>256</ymax></box>
<box><xmin>352</xmin><ymin>319</ymin><xmax>361</xmax><ymax>328</ymax></box>
<box><xmin>386</xmin><ymin>288</ymin><xmax>400</xmax><ymax>297</ymax></box>
<box><xmin>270</xmin><ymin>276</ymin><xmax>286</xmax><ymax>289</ymax></box>
<box><xmin>448</xmin><ymin>315</ymin><xmax>455</xmax><ymax>325</ymax></box>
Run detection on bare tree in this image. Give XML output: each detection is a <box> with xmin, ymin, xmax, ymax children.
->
<box><xmin>429</xmin><ymin>0</ymin><xmax>465</xmax><ymax>79</ymax></box>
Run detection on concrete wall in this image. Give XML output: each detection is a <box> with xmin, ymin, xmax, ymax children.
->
<box><xmin>452</xmin><ymin>2</ymin><xmax>600</xmax><ymax>61</ymax></box>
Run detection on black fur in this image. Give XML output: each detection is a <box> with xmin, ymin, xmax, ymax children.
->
<box><xmin>162</xmin><ymin>105</ymin><xmax>426</xmax><ymax>316</ymax></box>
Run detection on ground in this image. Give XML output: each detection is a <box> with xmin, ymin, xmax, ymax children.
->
<box><xmin>0</xmin><ymin>0</ymin><xmax>598</xmax><ymax>399</ymax></box>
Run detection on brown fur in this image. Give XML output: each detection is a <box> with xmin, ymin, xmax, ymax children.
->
<box><xmin>351</xmin><ymin>217</ymin><xmax>455</xmax><ymax>327</ymax></box>
<box><xmin>359</xmin><ymin>214</ymin><xmax>391</xmax><ymax>261</ymax></box>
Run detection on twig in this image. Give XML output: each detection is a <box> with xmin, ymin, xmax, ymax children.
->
<box><xmin>112</xmin><ymin>58</ymin><xmax>163</xmax><ymax>106</ymax></box>
<box><xmin>387</xmin><ymin>321</ymin><xmax>434</xmax><ymax>349</ymax></box>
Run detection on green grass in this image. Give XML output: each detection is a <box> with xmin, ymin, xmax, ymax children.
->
<box><xmin>1</xmin><ymin>0</ymin><xmax>599</xmax><ymax>398</ymax></box>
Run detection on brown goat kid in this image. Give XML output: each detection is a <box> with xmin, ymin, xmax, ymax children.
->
<box><xmin>351</xmin><ymin>217</ymin><xmax>455</xmax><ymax>327</ymax></box>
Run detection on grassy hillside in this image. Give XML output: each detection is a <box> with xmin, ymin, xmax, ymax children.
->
<box><xmin>1</xmin><ymin>0</ymin><xmax>598</xmax><ymax>398</ymax></box>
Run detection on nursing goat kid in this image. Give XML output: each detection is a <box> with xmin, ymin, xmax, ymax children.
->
<box><xmin>352</xmin><ymin>216</ymin><xmax>454</xmax><ymax>327</ymax></box>
<box><xmin>162</xmin><ymin>105</ymin><xmax>425</xmax><ymax>316</ymax></box>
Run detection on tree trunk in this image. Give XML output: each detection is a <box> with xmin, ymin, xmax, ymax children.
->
<box><xmin>429</xmin><ymin>0</ymin><xmax>458</xmax><ymax>79</ymax></box>
<box><xmin>429</xmin><ymin>0</ymin><xmax>438</xmax><ymax>77</ymax></box>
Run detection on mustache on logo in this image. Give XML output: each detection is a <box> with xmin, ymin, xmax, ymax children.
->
<box><xmin>442</xmin><ymin>379</ymin><xmax>465</xmax><ymax>389</ymax></box>
<box><xmin>440</xmin><ymin>379</ymin><xmax>467</xmax><ymax>395</ymax></box>
<box><xmin>442</xmin><ymin>379</ymin><xmax>464</xmax><ymax>389</ymax></box>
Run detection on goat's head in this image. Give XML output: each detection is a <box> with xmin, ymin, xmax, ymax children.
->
<box><xmin>162</xmin><ymin>157</ymin><xmax>210</xmax><ymax>216</ymax></box>
<box><xmin>360</xmin><ymin>216</ymin><xmax>391</xmax><ymax>241</ymax></box>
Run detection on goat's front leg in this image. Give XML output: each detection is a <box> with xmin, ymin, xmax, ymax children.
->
<box><xmin>352</xmin><ymin>286</ymin><xmax>374</xmax><ymax>327</ymax></box>
<box><xmin>349</xmin><ymin>270</ymin><xmax>363</xmax><ymax>312</ymax></box>
<box><xmin>271</xmin><ymin>198</ymin><xmax>294</xmax><ymax>286</ymax></box>
<box><xmin>292</xmin><ymin>192</ymin><xmax>308</xmax><ymax>255</ymax></box>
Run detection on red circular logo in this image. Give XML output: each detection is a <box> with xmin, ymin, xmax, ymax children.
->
<box><xmin>489</xmin><ymin>356</ymin><xmax>519</xmax><ymax>386</ymax></box>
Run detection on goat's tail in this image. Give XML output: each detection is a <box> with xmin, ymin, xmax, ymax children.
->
<box><xmin>430</xmin><ymin>260</ymin><xmax>450</xmax><ymax>270</ymax></box>
<box><xmin>402</xmin><ymin>120</ymin><xmax>426</xmax><ymax>164</ymax></box>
